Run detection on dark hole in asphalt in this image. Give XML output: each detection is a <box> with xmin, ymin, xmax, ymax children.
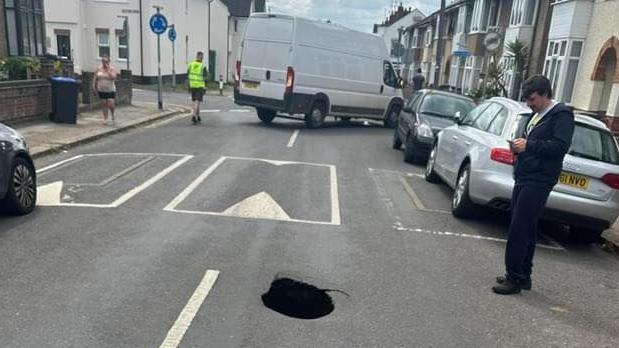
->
<box><xmin>261</xmin><ymin>277</ymin><xmax>334</xmax><ymax>319</ymax></box>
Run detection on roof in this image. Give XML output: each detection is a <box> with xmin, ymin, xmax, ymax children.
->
<box><xmin>220</xmin><ymin>0</ymin><xmax>266</xmax><ymax>17</ymax></box>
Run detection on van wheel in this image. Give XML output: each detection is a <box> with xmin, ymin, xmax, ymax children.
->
<box><xmin>383</xmin><ymin>104</ymin><xmax>400</xmax><ymax>128</ymax></box>
<box><xmin>257</xmin><ymin>108</ymin><xmax>276</xmax><ymax>124</ymax></box>
<box><xmin>0</xmin><ymin>157</ymin><xmax>37</xmax><ymax>215</ymax></box>
<box><xmin>452</xmin><ymin>163</ymin><xmax>477</xmax><ymax>218</ymax></box>
<box><xmin>305</xmin><ymin>102</ymin><xmax>326</xmax><ymax>129</ymax></box>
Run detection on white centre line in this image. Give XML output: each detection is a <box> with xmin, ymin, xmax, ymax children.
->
<box><xmin>229</xmin><ymin>109</ymin><xmax>251</xmax><ymax>113</ymax></box>
<box><xmin>203</xmin><ymin>109</ymin><xmax>221</xmax><ymax>113</ymax></box>
<box><xmin>287</xmin><ymin>130</ymin><xmax>300</xmax><ymax>148</ymax></box>
<box><xmin>159</xmin><ymin>269</ymin><xmax>220</xmax><ymax>348</ymax></box>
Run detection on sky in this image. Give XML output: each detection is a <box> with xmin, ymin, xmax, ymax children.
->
<box><xmin>266</xmin><ymin>0</ymin><xmax>441</xmax><ymax>33</ymax></box>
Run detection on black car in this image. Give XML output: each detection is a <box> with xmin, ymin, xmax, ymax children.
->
<box><xmin>393</xmin><ymin>89</ymin><xmax>475</xmax><ymax>163</ymax></box>
<box><xmin>0</xmin><ymin>122</ymin><xmax>37</xmax><ymax>215</ymax></box>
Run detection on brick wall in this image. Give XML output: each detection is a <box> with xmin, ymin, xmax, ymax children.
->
<box><xmin>0</xmin><ymin>80</ymin><xmax>51</xmax><ymax>123</ymax></box>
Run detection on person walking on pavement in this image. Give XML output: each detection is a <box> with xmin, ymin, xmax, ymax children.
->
<box><xmin>412</xmin><ymin>68</ymin><xmax>425</xmax><ymax>91</ymax></box>
<box><xmin>187</xmin><ymin>51</ymin><xmax>208</xmax><ymax>124</ymax></box>
<box><xmin>219</xmin><ymin>75</ymin><xmax>224</xmax><ymax>96</ymax></box>
<box><xmin>92</xmin><ymin>55</ymin><xmax>118</xmax><ymax>126</ymax></box>
<box><xmin>492</xmin><ymin>75</ymin><xmax>574</xmax><ymax>295</ymax></box>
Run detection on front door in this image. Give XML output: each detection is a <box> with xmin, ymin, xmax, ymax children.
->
<box><xmin>57</xmin><ymin>34</ymin><xmax>71</xmax><ymax>59</ymax></box>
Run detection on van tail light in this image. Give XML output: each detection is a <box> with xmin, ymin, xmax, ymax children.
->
<box><xmin>234</xmin><ymin>60</ymin><xmax>241</xmax><ymax>87</ymax></box>
<box><xmin>285</xmin><ymin>66</ymin><xmax>295</xmax><ymax>95</ymax></box>
<box><xmin>602</xmin><ymin>173</ymin><xmax>619</xmax><ymax>190</ymax></box>
<box><xmin>490</xmin><ymin>148</ymin><xmax>514</xmax><ymax>165</ymax></box>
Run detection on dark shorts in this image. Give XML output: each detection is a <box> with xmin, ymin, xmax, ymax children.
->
<box><xmin>98</xmin><ymin>91</ymin><xmax>116</xmax><ymax>100</ymax></box>
<box><xmin>190</xmin><ymin>88</ymin><xmax>205</xmax><ymax>102</ymax></box>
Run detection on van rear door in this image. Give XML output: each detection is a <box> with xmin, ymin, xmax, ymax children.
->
<box><xmin>239</xmin><ymin>16</ymin><xmax>293</xmax><ymax>101</ymax></box>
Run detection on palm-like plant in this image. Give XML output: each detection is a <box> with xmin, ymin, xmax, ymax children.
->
<box><xmin>506</xmin><ymin>40</ymin><xmax>529</xmax><ymax>100</ymax></box>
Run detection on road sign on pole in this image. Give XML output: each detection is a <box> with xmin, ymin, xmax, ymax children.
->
<box><xmin>151</xmin><ymin>7</ymin><xmax>167</xmax><ymax>110</ymax></box>
<box><xmin>169</xmin><ymin>25</ymin><xmax>176</xmax><ymax>89</ymax></box>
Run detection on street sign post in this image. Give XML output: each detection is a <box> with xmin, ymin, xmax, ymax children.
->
<box><xmin>168</xmin><ymin>25</ymin><xmax>177</xmax><ymax>89</ymax></box>
<box><xmin>150</xmin><ymin>7</ymin><xmax>167</xmax><ymax>110</ymax></box>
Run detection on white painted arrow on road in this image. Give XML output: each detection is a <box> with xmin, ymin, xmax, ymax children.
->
<box><xmin>36</xmin><ymin>181</ymin><xmax>63</xmax><ymax>206</ymax></box>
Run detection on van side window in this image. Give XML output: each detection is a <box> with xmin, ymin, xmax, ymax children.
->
<box><xmin>383</xmin><ymin>61</ymin><xmax>398</xmax><ymax>88</ymax></box>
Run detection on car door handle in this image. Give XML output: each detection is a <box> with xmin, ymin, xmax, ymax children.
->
<box><xmin>380</xmin><ymin>85</ymin><xmax>384</xmax><ymax>93</ymax></box>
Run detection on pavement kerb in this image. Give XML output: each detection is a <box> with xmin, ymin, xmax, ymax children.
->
<box><xmin>31</xmin><ymin>105</ymin><xmax>190</xmax><ymax>159</ymax></box>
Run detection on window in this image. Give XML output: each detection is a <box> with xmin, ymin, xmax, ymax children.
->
<box><xmin>510</xmin><ymin>0</ymin><xmax>537</xmax><ymax>26</ymax></box>
<box><xmin>4</xmin><ymin>0</ymin><xmax>45</xmax><ymax>56</ymax></box>
<box><xmin>463</xmin><ymin>103</ymin><xmax>490</xmax><ymax>125</ymax></box>
<box><xmin>383</xmin><ymin>61</ymin><xmax>399</xmax><ymax>88</ymax></box>
<box><xmin>570</xmin><ymin>125</ymin><xmax>619</xmax><ymax>164</ymax></box>
<box><xmin>424</xmin><ymin>27</ymin><xmax>432</xmax><ymax>46</ymax></box>
<box><xmin>487</xmin><ymin>107</ymin><xmax>509</xmax><ymax>135</ymax></box>
<box><xmin>117</xmin><ymin>32</ymin><xmax>128</xmax><ymax>60</ymax></box>
<box><xmin>570</xmin><ymin>41</ymin><xmax>582</xmax><ymax>57</ymax></box>
<box><xmin>97</xmin><ymin>31</ymin><xmax>110</xmax><ymax>58</ymax></box>
<box><xmin>472</xmin><ymin>103</ymin><xmax>502</xmax><ymax>131</ymax></box>
<box><xmin>419</xmin><ymin>94</ymin><xmax>475</xmax><ymax>119</ymax></box>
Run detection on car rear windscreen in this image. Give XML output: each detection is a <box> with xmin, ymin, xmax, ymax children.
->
<box><xmin>419</xmin><ymin>95</ymin><xmax>475</xmax><ymax>118</ymax></box>
<box><xmin>570</xmin><ymin>124</ymin><xmax>619</xmax><ymax>165</ymax></box>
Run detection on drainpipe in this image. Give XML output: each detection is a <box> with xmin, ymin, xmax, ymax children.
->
<box><xmin>434</xmin><ymin>0</ymin><xmax>446</xmax><ymax>88</ymax></box>
<box><xmin>139</xmin><ymin>0</ymin><xmax>144</xmax><ymax>80</ymax></box>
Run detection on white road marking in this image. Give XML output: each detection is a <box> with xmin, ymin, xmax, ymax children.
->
<box><xmin>146</xmin><ymin>113</ymin><xmax>192</xmax><ymax>129</ymax></box>
<box><xmin>229</xmin><ymin>109</ymin><xmax>251</xmax><ymax>113</ymax></box>
<box><xmin>393</xmin><ymin>223</ymin><xmax>565</xmax><ymax>251</ymax></box>
<box><xmin>159</xmin><ymin>269</ymin><xmax>220</xmax><ymax>348</ymax></box>
<box><xmin>399</xmin><ymin>174</ymin><xmax>426</xmax><ymax>210</ymax></box>
<box><xmin>222</xmin><ymin>191</ymin><xmax>291</xmax><ymax>220</ymax></box>
<box><xmin>37</xmin><ymin>155</ymin><xmax>84</xmax><ymax>174</ymax></box>
<box><xmin>286</xmin><ymin>130</ymin><xmax>300</xmax><ymax>148</ymax></box>
<box><xmin>37</xmin><ymin>181</ymin><xmax>64</xmax><ymax>205</ymax></box>
<box><xmin>165</xmin><ymin>156</ymin><xmax>341</xmax><ymax>225</ymax></box>
<box><xmin>36</xmin><ymin>153</ymin><xmax>193</xmax><ymax>208</ymax></box>
<box><xmin>203</xmin><ymin>109</ymin><xmax>221</xmax><ymax>113</ymax></box>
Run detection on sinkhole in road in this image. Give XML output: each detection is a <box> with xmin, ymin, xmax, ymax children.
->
<box><xmin>261</xmin><ymin>277</ymin><xmax>335</xmax><ymax>319</ymax></box>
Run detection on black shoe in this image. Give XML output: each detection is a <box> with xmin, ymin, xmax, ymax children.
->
<box><xmin>496</xmin><ymin>276</ymin><xmax>531</xmax><ymax>290</ymax></box>
<box><xmin>191</xmin><ymin>116</ymin><xmax>197</xmax><ymax>124</ymax></box>
<box><xmin>492</xmin><ymin>277</ymin><xmax>521</xmax><ymax>295</ymax></box>
<box><xmin>197</xmin><ymin>116</ymin><xmax>202</xmax><ymax>123</ymax></box>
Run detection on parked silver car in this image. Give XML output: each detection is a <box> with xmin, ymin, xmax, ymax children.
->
<box><xmin>0</xmin><ymin>122</ymin><xmax>37</xmax><ymax>215</ymax></box>
<box><xmin>425</xmin><ymin>97</ymin><xmax>619</xmax><ymax>238</ymax></box>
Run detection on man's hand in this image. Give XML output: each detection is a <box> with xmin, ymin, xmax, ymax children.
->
<box><xmin>511</xmin><ymin>138</ymin><xmax>527</xmax><ymax>154</ymax></box>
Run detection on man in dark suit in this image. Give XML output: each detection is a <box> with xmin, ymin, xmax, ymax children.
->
<box><xmin>493</xmin><ymin>75</ymin><xmax>575</xmax><ymax>295</ymax></box>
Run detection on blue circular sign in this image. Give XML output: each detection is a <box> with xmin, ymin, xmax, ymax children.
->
<box><xmin>168</xmin><ymin>27</ymin><xmax>177</xmax><ymax>42</ymax></box>
<box><xmin>149</xmin><ymin>13</ymin><xmax>168</xmax><ymax>35</ymax></box>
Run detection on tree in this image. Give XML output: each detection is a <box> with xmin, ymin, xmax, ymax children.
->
<box><xmin>506</xmin><ymin>39</ymin><xmax>529</xmax><ymax>100</ymax></box>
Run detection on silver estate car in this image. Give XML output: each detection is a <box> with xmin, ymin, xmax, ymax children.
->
<box><xmin>425</xmin><ymin>97</ymin><xmax>619</xmax><ymax>239</ymax></box>
<box><xmin>0</xmin><ymin>122</ymin><xmax>37</xmax><ymax>215</ymax></box>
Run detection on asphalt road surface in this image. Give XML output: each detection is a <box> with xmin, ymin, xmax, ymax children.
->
<box><xmin>0</xmin><ymin>89</ymin><xmax>617</xmax><ymax>347</ymax></box>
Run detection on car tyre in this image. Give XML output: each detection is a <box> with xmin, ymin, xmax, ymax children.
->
<box><xmin>1</xmin><ymin>157</ymin><xmax>37</xmax><ymax>215</ymax></box>
<box><xmin>425</xmin><ymin>144</ymin><xmax>440</xmax><ymax>183</ymax></box>
<box><xmin>392</xmin><ymin>129</ymin><xmax>402</xmax><ymax>149</ymax></box>
<box><xmin>257</xmin><ymin>108</ymin><xmax>276</xmax><ymax>124</ymax></box>
<box><xmin>452</xmin><ymin>163</ymin><xmax>477</xmax><ymax>218</ymax></box>
<box><xmin>305</xmin><ymin>101</ymin><xmax>326</xmax><ymax>129</ymax></box>
<box><xmin>384</xmin><ymin>104</ymin><xmax>400</xmax><ymax>128</ymax></box>
<box><xmin>404</xmin><ymin>133</ymin><xmax>419</xmax><ymax>163</ymax></box>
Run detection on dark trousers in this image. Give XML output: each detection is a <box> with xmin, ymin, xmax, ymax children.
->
<box><xmin>505</xmin><ymin>184</ymin><xmax>552</xmax><ymax>282</ymax></box>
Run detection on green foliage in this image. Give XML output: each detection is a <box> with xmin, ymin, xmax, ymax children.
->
<box><xmin>0</xmin><ymin>57</ymin><xmax>41</xmax><ymax>81</ymax></box>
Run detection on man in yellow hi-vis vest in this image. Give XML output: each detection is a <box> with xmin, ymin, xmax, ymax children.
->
<box><xmin>187</xmin><ymin>51</ymin><xmax>208</xmax><ymax>124</ymax></box>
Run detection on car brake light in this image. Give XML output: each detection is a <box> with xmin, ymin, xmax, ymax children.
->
<box><xmin>490</xmin><ymin>148</ymin><xmax>514</xmax><ymax>165</ymax></box>
<box><xmin>602</xmin><ymin>173</ymin><xmax>619</xmax><ymax>189</ymax></box>
<box><xmin>285</xmin><ymin>66</ymin><xmax>295</xmax><ymax>94</ymax></box>
<box><xmin>234</xmin><ymin>60</ymin><xmax>241</xmax><ymax>87</ymax></box>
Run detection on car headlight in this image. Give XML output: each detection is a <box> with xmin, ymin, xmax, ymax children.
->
<box><xmin>418</xmin><ymin>122</ymin><xmax>433</xmax><ymax>138</ymax></box>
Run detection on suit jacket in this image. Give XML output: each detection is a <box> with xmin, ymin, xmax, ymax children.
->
<box><xmin>514</xmin><ymin>103</ymin><xmax>575</xmax><ymax>188</ymax></box>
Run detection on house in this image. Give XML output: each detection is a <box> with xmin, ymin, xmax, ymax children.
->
<box><xmin>1</xmin><ymin>0</ymin><xmax>46</xmax><ymax>58</ymax></box>
<box><xmin>403</xmin><ymin>13</ymin><xmax>437</xmax><ymax>86</ymax></box>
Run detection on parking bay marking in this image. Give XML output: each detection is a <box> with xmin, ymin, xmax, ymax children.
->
<box><xmin>159</xmin><ymin>269</ymin><xmax>220</xmax><ymax>348</ymax></box>
<box><xmin>37</xmin><ymin>153</ymin><xmax>193</xmax><ymax>208</ymax></box>
<box><xmin>287</xmin><ymin>130</ymin><xmax>300</xmax><ymax>148</ymax></box>
<box><xmin>164</xmin><ymin>156</ymin><xmax>341</xmax><ymax>225</ymax></box>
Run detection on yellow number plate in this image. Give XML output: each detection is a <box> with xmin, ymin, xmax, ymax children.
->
<box><xmin>559</xmin><ymin>172</ymin><xmax>589</xmax><ymax>190</ymax></box>
<box><xmin>243</xmin><ymin>81</ymin><xmax>259</xmax><ymax>89</ymax></box>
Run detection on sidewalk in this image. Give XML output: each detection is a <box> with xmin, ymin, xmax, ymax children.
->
<box><xmin>14</xmin><ymin>101</ymin><xmax>188</xmax><ymax>159</ymax></box>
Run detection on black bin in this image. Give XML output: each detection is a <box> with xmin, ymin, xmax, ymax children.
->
<box><xmin>49</xmin><ymin>76</ymin><xmax>80</xmax><ymax>124</ymax></box>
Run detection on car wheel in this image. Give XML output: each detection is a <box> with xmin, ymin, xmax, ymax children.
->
<box><xmin>404</xmin><ymin>133</ymin><xmax>418</xmax><ymax>164</ymax></box>
<box><xmin>257</xmin><ymin>108</ymin><xmax>276</xmax><ymax>124</ymax></box>
<box><xmin>305</xmin><ymin>101</ymin><xmax>326</xmax><ymax>129</ymax></box>
<box><xmin>425</xmin><ymin>144</ymin><xmax>440</xmax><ymax>183</ymax></box>
<box><xmin>383</xmin><ymin>104</ymin><xmax>400</xmax><ymax>128</ymax></box>
<box><xmin>1</xmin><ymin>157</ymin><xmax>37</xmax><ymax>215</ymax></box>
<box><xmin>569</xmin><ymin>226</ymin><xmax>604</xmax><ymax>244</ymax></box>
<box><xmin>392</xmin><ymin>129</ymin><xmax>402</xmax><ymax>149</ymax></box>
<box><xmin>452</xmin><ymin>163</ymin><xmax>477</xmax><ymax>218</ymax></box>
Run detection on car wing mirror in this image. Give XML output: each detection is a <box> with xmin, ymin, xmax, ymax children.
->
<box><xmin>454</xmin><ymin>111</ymin><xmax>462</xmax><ymax>125</ymax></box>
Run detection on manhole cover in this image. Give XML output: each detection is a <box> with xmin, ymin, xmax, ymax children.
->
<box><xmin>262</xmin><ymin>277</ymin><xmax>334</xmax><ymax>319</ymax></box>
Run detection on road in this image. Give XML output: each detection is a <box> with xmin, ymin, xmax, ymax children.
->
<box><xmin>0</xmin><ymin>89</ymin><xmax>617</xmax><ymax>347</ymax></box>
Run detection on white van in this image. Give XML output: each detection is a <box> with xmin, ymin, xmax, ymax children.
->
<box><xmin>233</xmin><ymin>13</ymin><xmax>405</xmax><ymax>128</ymax></box>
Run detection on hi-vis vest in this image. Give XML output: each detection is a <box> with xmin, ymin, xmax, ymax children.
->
<box><xmin>188</xmin><ymin>61</ymin><xmax>206</xmax><ymax>88</ymax></box>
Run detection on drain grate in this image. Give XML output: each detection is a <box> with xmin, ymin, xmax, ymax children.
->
<box><xmin>261</xmin><ymin>277</ymin><xmax>335</xmax><ymax>319</ymax></box>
